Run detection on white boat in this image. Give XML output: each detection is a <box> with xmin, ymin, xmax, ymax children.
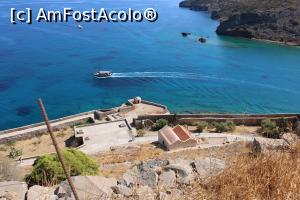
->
<box><xmin>94</xmin><ymin>71</ymin><xmax>113</xmax><ymax>78</ymax></box>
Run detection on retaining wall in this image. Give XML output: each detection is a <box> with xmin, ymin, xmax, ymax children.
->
<box><xmin>137</xmin><ymin>114</ymin><xmax>300</xmax><ymax>126</ymax></box>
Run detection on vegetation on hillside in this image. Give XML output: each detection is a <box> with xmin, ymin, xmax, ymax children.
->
<box><xmin>196</xmin><ymin>121</ymin><xmax>208</xmax><ymax>132</ymax></box>
<box><xmin>205</xmin><ymin>143</ymin><xmax>300</xmax><ymax>199</ymax></box>
<box><xmin>212</xmin><ymin>121</ymin><xmax>236</xmax><ymax>133</ymax></box>
<box><xmin>26</xmin><ymin>149</ymin><xmax>99</xmax><ymax>186</ymax></box>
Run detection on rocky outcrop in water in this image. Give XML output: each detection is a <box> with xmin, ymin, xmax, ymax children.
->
<box><xmin>179</xmin><ymin>0</ymin><xmax>300</xmax><ymax>45</ymax></box>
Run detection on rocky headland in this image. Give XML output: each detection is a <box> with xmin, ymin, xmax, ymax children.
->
<box><xmin>180</xmin><ymin>0</ymin><xmax>300</xmax><ymax>45</ymax></box>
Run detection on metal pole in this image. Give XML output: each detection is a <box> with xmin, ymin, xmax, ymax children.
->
<box><xmin>37</xmin><ymin>98</ymin><xmax>80</xmax><ymax>200</ymax></box>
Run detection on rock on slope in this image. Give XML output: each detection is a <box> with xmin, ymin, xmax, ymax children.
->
<box><xmin>180</xmin><ymin>0</ymin><xmax>300</xmax><ymax>45</ymax></box>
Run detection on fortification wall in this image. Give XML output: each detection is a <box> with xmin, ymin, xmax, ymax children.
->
<box><xmin>0</xmin><ymin>110</ymin><xmax>95</xmax><ymax>135</ymax></box>
<box><xmin>0</xmin><ymin>117</ymin><xmax>91</xmax><ymax>144</ymax></box>
<box><xmin>137</xmin><ymin>114</ymin><xmax>300</xmax><ymax>126</ymax></box>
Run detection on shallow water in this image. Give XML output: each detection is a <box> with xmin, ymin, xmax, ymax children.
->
<box><xmin>1</xmin><ymin>0</ymin><xmax>300</xmax><ymax>130</ymax></box>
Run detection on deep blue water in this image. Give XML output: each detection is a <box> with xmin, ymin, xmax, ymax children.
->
<box><xmin>1</xmin><ymin>0</ymin><xmax>300</xmax><ymax>130</ymax></box>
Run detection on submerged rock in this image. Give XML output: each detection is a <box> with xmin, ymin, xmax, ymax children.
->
<box><xmin>198</xmin><ymin>37</ymin><xmax>207</xmax><ymax>43</ymax></box>
<box><xmin>181</xmin><ymin>32</ymin><xmax>191</xmax><ymax>37</ymax></box>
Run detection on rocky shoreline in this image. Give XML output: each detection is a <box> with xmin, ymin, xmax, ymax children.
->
<box><xmin>179</xmin><ymin>0</ymin><xmax>300</xmax><ymax>46</ymax></box>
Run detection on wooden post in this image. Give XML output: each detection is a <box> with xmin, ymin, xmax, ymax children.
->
<box><xmin>37</xmin><ymin>98</ymin><xmax>79</xmax><ymax>200</ymax></box>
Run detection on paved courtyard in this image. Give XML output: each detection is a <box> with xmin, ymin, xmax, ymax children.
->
<box><xmin>76</xmin><ymin>121</ymin><xmax>132</xmax><ymax>154</ymax></box>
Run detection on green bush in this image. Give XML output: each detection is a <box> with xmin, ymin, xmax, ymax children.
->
<box><xmin>8</xmin><ymin>147</ymin><xmax>23</xmax><ymax>159</ymax></box>
<box><xmin>137</xmin><ymin>129</ymin><xmax>146</xmax><ymax>137</ymax></box>
<box><xmin>153</xmin><ymin>119</ymin><xmax>168</xmax><ymax>131</ymax></box>
<box><xmin>260</xmin><ymin>119</ymin><xmax>280</xmax><ymax>139</ymax></box>
<box><xmin>213</xmin><ymin>121</ymin><xmax>236</xmax><ymax>133</ymax></box>
<box><xmin>196</xmin><ymin>121</ymin><xmax>208</xmax><ymax>132</ymax></box>
<box><xmin>277</xmin><ymin>118</ymin><xmax>292</xmax><ymax>133</ymax></box>
<box><xmin>26</xmin><ymin>149</ymin><xmax>99</xmax><ymax>186</ymax></box>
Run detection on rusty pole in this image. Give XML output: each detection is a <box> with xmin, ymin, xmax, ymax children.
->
<box><xmin>37</xmin><ymin>98</ymin><xmax>80</xmax><ymax>200</ymax></box>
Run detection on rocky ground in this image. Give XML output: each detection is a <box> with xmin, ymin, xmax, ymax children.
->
<box><xmin>1</xmin><ymin>132</ymin><xmax>299</xmax><ymax>200</ymax></box>
<box><xmin>180</xmin><ymin>0</ymin><xmax>300</xmax><ymax>45</ymax></box>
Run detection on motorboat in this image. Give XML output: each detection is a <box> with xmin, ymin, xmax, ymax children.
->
<box><xmin>94</xmin><ymin>71</ymin><xmax>113</xmax><ymax>78</ymax></box>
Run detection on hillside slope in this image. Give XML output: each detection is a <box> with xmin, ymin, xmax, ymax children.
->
<box><xmin>180</xmin><ymin>0</ymin><xmax>300</xmax><ymax>45</ymax></box>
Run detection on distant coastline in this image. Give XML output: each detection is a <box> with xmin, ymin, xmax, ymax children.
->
<box><xmin>179</xmin><ymin>0</ymin><xmax>300</xmax><ymax>46</ymax></box>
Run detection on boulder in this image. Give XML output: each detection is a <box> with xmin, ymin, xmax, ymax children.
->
<box><xmin>0</xmin><ymin>181</ymin><xmax>27</xmax><ymax>200</ymax></box>
<box><xmin>158</xmin><ymin>170</ymin><xmax>176</xmax><ymax>188</ymax></box>
<box><xmin>140</xmin><ymin>159</ymin><xmax>164</xmax><ymax>171</ymax></box>
<box><xmin>251</xmin><ymin>137</ymin><xmax>289</xmax><ymax>154</ymax></box>
<box><xmin>136</xmin><ymin>186</ymin><xmax>155</xmax><ymax>200</ymax></box>
<box><xmin>111</xmin><ymin>185</ymin><xmax>132</xmax><ymax>197</ymax></box>
<box><xmin>191</xmin><ymin>157</ymin><xmax>225</xmax><ymax>180</ymax></box>
<box><xmin>164</xmin><ymin>159</ymin><xmax>194</xmax><ymax>185</ymax></box>
<box><xmin>123</xmin><ymin>166</ymin><xmax>140</xmax><ymax>187</ymax></box>
<box><xmin>158</xmin><ymin>189</ymin><xmax>182</xmax><ymax>200</ymax></box>
<box><xmin>123</xmin><ymin>165</ymin><xmax>159</xmax><ymax>188</ymax></box>
<box><xmin>60</xmin><ymin>176</ymin><xmax>117</xmax><ymax>199</ymax></box>
<box><xmin>54</xmin><ymin>186</ymin><xmax>67</xmax><ymax>198</ymax></box>
<box><xmin>281</xmin><ymin>133</ymin><xmax>299</xmax><ymax>146</ymax></box>
<box><xmin>27</xmin><ymin>185</ymin><xmax>57</xmax><ymax>200</ymax></box>
<box><xmin>0</xmin><ymin>191</ymin><xmax>17</xmax><ymax>200</ymax></box>
<box><xmin>139</xmin><ymin>169</ymin><xmax>158</xmax><ymax>188</ymax></box>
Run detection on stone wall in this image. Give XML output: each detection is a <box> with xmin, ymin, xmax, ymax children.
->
<box><xmin>0</xmin><ymin>117</ymin><xmax>92</xmax><ymax>144</ymax></box>
<box><xmin>137</xmin><ymin>114</ymin><xmax>300</xmax><ymax>126</ymax></box>
<box><xmin>141</xmin><ymin>100</ymin><xmax>168</xmax><ymax>111</ymax></box>
<box><xmin>0</xmin><ymin>111</ymin><xmax>95</xmax><ymax>135</ymax></box>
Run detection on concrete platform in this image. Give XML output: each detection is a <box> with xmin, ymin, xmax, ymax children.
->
<box><xmin>75</xmin><ymin>121</ymin><xmax>132</xmax><ymax>155</ymax></box>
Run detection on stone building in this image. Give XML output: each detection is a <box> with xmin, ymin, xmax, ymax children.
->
<box><xmin>158</xmin><ymin>125</ymin><xmax>197</xmax><ymax>151</ymax></box>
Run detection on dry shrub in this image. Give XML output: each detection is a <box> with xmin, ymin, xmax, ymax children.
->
<box><xmin>206</xmin><ymin>143</ymin><xmax>300</xmax><ymax>200</ymax></box>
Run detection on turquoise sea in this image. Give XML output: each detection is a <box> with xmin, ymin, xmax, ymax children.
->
<box><xmin>1</xmin><ymin>0</ymin><xmax>300</xmax><ymax>130</ymax></box>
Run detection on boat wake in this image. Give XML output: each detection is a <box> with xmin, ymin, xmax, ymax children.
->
<box><xmin>111</xmin><ymin>72</ymin><xmax>300</xmax><ymax>95</ymax></box>
<box><xmin>111</xmin><ymin>72</ymin><xmax>207</xmax><ymax>79</ymax></box>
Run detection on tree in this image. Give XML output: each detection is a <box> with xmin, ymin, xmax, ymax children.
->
<box><xmin>196</xmin><ymin>121</ymin><xmax>208</xmax><ymax>132</ymax></box>
<box><xmin>153</xmin><ymin>119</ymin><xmax>168</xmax><ymax>131</ymax></box>
<box><xmin>26</xmin><ymin>149</ymin><xmax>99</xmax><ymax>186</ymax></box>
